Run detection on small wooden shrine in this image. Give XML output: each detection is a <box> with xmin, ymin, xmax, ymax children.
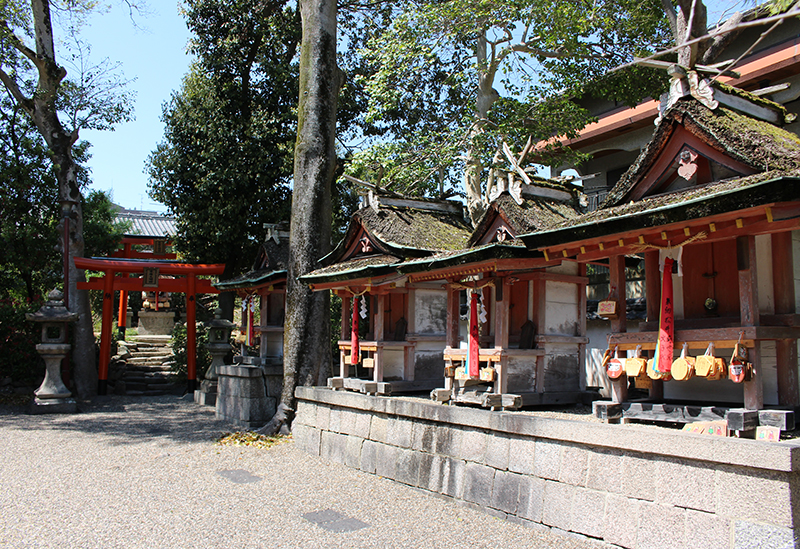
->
<box><xmin>301</xmin><ymin>194</ymin><xmax>472</xmax><ymax>394</ymax></box>
<box><xmin>213</xmin><ymin>224</ymin><xmax>290</xmax><ymax>365</ymax></box>
<box><xmin>520</xmin><ymin>74</ymin><xmax>800</xmax><ymax>420</ymax></box>
<box><xmin>398</xmin><ymin>178</ymin><xmax>589</xmax><ymax>409</ymax></box>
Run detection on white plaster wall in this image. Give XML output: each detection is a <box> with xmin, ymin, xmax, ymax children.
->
<box><xmin>756</xmin><ymin>234</ymin><xmax>775</xmax><ymax>314</ymax></box>
<box><xmin>544</xmin><ymin>280</ymin><xmax>579</xmax><ymax>336</ymax></box>
<box><xmin>414</xmin><ymin>289</ymin><xmax>448</xmax><ymax>334</ymax></box>
<box><xmin>547</xmin><ymin>261</ymin><xmax>579</xmax><ymax>276</ymax></box>
<box><xmin>382</xmin><ymin>348</ymin><xmax>405</xmax><ymax>380</ymax></box>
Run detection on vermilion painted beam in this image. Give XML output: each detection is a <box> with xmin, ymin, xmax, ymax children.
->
<box><xmin>78</xmin><ymin>277</ymin><xmax>219</xmax><ymax>293</ymax></box>
<box><xmin>74</xmin><ymin>256</ymin><xmax>225</xmax><ymax>275</ymax></box>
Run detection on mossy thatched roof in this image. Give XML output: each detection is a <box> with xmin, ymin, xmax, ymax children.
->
<box><xmin>602</xmin><ymin>97</ymin><xmax>800</xmax><ymax>208</ymax></box>
<box><xmin>469</xmin><ymin>192</ymin><xmax>582</xmax><ymax>246</ymax></box>
<box><xmin>354</xmin><ymin>205</ymin><xmax>472</xmax><ymax>253</ymax></box>
<box><xmin>300</xmin><ymin>254</ymin><xmax>399</xmax><ymax>285</ymax></box>
<box><xmin>520</xmin><ymin>173</ymin><xmax>800</xmax><ymax>250</ymax></box>
<box><xmin>213</xmin><ymin>239</ymin><xmax>289</xmax><ymax>291</ymax></box>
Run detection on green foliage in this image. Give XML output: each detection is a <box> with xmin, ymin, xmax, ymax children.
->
<box><xmin>349</xmin><ymin>0</ymin><xmax>672</xmax><ymax>195</ymax></box>
<box><xmin>169</xmin><ymin>321</ymin><xmax>212</xmax><ymax>381</ymax></box>
<box><xmin>0</xmin><ymin>298</ymin><xmax>44</xmax><ymax>383</ymax></box>
<box><xmin>147</xmin><ymin>0</ymin><xmax>299</xmax><ymax>274</ymax></box>
<box><xmin>83</xmin><ymin>189</ymin><xmax>131</xmax><ymax>258</ymax></box>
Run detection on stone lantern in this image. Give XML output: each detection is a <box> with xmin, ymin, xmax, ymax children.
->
<box><xmin>26</xmin><ymin>289</ymin><xmax>78</xmax><ymax>414</ymax></box>
<box><xmin>194</xmin><ymin>309</ymin><xmax>234</xmax><ymax>406</ymax></box>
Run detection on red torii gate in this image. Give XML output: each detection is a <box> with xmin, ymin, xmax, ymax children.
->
<box><xmin>75</xmin><ymin>257</ymin><xmax>225</xmax><ymax>395</ymax></box>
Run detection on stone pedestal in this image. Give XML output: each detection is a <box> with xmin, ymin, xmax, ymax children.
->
<box><xmin>29</xmin><ymin>344</ymin><xmax>77</xmax><ymax>415</ymax></box>
<box><xmin>137</xmin><ymin>311</ymin><xmax>176</xmax><ymax>336</ymax></box>
<box><xmin>194</xmin><ymin>380</ymin><xmax>218</xmax><ymax>406</ymax></box>
<box><xmin>195</xmin><ymin>340</ymin><xmax>231</xmax><ymax>406</ymax></box>
<box><xmin>216</xmin><ymin>365</ymin><xmax>275</xmax><ymax>429</ymax></box>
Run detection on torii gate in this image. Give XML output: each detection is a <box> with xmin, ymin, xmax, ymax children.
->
<box><xmin>75</xmin><ymin>257</ymin><xmax>225</xmax><ymax>395</ymax></box>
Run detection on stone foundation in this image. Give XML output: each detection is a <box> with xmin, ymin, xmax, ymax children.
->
<box><xmin>294</xmin><ymin>387</ymin><xmax>800</xmax><ymax>549</ymax></box>
<box><xmin>136</xmin><ymin>311</ymin><xmax>176</xmax><ymax>336</ymax></box>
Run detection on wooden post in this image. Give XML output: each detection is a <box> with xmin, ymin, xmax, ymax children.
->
<box><xmin>609</xmin><ymin>255</ymin><xmax>628</xmax><ymax>403</ymax></box>
<box><xmin>578</xmin><ymin>264</ymin><xmax>587</xmax><ymax>390</ymax></box>
<box><xmin>446</xmin><ymin>284</ymin><xmax>460</xmax><ymax>348</ymax></box>
<box><xmin>533</xmin><ymin>277</ymin><xmax>546</xmax><ymax>394</ymax></box>
<box><xmin>116</xmin><ymin>242</ymin><xmax>132</xmax><ymax>339</ymax></box>
<box><xmin>644</xmin><ymin>250</ymin><xmax>663</xmax><ymax>399</ymax></box>
<box><xmin>187</xmin><ymin>273</ymin><xmax>197</xmax><ymax>393</ymax></box>
<box><xmin>97</xmin><ymin>269</ymin><xmax>114</xmax><ymax>395</ymax></box>
<box><xmin>772</xmin><ymin>232</ymin><xmax>799</xmax><ymax>406</ymax></box>
<box><xmin>494</xmin><ymin>277</ymin><xmax>510</xmax><ymax>394</ymax></box>
<box><xmin>340</xmin><ymin>293</ymin><xmax>350</xmax><ymax>378</ymax></box>
<box><xmin>738</xmin><ymin>235</ymin><xmax>762</xmax><ymax>410</ymax></box>
<box><xmin>374</xmin><ymin>294</ymin><xmax>385</xmax><ymax>383</ymax></box>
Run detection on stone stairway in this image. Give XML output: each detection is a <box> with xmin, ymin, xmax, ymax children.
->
<box><xmin>119</xmin><ymin>335</ymin><xmax>180</xmax><ymax>396</ymax></box>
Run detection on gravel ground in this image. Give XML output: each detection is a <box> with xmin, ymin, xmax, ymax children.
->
<box><xmin>0</xmin><ymin>395</ymin><xmax>599</xmax><ymax>549</ymax></box>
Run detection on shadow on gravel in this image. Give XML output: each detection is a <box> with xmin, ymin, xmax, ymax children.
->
<box><xmin>0</xmin><ymin>394</ymin><xmax>234</xmax><ymax>445</ymax></box>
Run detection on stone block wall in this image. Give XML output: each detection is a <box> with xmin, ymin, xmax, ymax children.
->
<box><xmin>294</xmin><ymin>387</ymin><xmax>800</xmax><ymax>549</ymax></box>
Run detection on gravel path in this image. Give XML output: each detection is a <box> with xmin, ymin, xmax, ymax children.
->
<box><xmin>0</xmin><ymin>395</ymin><xmax>599</xmax><ymax>549</ymax></box>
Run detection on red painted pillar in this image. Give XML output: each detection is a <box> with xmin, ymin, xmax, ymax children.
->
<box><xmin>98</xmin><ymin>269</ymin><xmax>114</xmax><ymax>395</ymax></box>
<box><xmin>117</xmin><ymin>244</ymin><xmax>131</xmax><ymax>339</ymax></box>
<box><xmin>187</xmin><ymin>274</ymin><xmax>197</xmax><ymax>392</ymax></box>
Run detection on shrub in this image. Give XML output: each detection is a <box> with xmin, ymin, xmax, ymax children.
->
<box><xmin>0</xmin><ymin>298</ymin><xmax>45</xmax><ymax>383</ymax></box>
<box><xmin>169</xmin><ymin>321</ymin><xmax>211</xmax><ymax>381</ymax></box>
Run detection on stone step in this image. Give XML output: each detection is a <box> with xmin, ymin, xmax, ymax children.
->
<box><xmin>126</xmin><ymin>364</ymin><xmax>173</xmax><ymax>373</ymax></box>
<box><xmin>128</xmin><ymin>356</ymin><xmax>173</xmax><ymax>365</ymax></box>
<box><xmin>132</xmin><ymin>336</ymin><xmax>172</xmax><ymax>345</ymax></box>
<box><xmin>130</xmin><ymin>349</ymin><xmax>171</xmax><ymax>356</ymax></box>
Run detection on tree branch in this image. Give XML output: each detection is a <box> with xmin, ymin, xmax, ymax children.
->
<box><xmin>0</xmin><ymin>66</ymin><xmax>34</xmax><ymax>115</ymax></box>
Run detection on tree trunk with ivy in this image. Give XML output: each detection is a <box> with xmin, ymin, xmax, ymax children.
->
<box><xmin>274</xmin><ymin>0</ymin><xmax>341</xmax><ymax>433</ymax></box>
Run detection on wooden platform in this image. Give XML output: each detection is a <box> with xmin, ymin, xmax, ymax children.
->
<box><xmin>593</xmin><ymin>401</ymin><xmax>795</xmax><ymax>433</ymax></box>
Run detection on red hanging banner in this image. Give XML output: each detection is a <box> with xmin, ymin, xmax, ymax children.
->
<box><xmin>468</xmin><ymin>292</ymin><xmax>480</xmax><ymax>378</ymax></box>
<box><xmin>350</xmin><ymin>296</ymin><xmax>360</xmax><ymax>365</ymax></box>
<box><xmin>655</xmin><ymin>257</ymin><xmax>675</xmax><ymax>373</ymax></box>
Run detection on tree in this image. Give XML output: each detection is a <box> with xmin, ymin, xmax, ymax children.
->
<box><xmin>0</xmin><ymin>1</ymin><xmax>134</xmax><ymax>398</ymax></box>
<box><xmin>352</xmin><ymin>0</ymin><xmax>672</xmax><ymax>223</ymax></box>
<box><xmin>271</xmin><ymin>0</ymin><xmax>341</xmax><ymax>432</ymax></box>
<box><xmin>147</xmin><ymin>0</ymin><xmax>298</xmax><ymax>317</ymax></box>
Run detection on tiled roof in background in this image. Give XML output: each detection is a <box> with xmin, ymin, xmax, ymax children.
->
<box><xmin>114</xmin><ymin>207</ymin><xmax>176</xmax><ymax>238</ymax></box>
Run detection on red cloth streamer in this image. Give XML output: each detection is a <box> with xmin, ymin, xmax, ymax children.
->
<box><xmin>350</xmin><ymin>296</ymin><xmax>359</xmax><ymax>365</ymax></box>
<box><xmin>468</xmin><ymin>292</ymin><xmax>480</xmax><ymax>378</ymax></box>
<box><xmin>656</xmin><ymin>257</ymin><xmax>675</xmax><ymax>373</ymax></box>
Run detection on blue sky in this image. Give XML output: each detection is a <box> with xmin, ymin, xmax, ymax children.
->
<box><xmin>73</xmin><ymin>0</ymin><xmax>743</xmax><ymax>214</ymax></box>
<box><xmin>79</xmin><ymin>2</ymin><xmax>192</xmax><ymax>213</ymax></box>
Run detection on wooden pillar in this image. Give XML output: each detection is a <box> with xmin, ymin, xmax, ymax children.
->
<box><xmin>738</xmin><ymin>235</ymin><xmax>763</xmax><ymax>410</ymax></box>
<box><xmin>578</xmin><ymin>264</ymin><xmax>588</xmax><ymax>390</ymax></box>
<box><xmin>533</xmin><ymin>277</ymin><xmax>546</xmax><ymax>394</ymax></box>
<box><xmin>772</xmin><ymin>232</ymin><xmax>799</xmax><ymax>406</ymax></box>
<box><xmin>116</xmin><ymin>242</ymin><xmax>132</xmax><ymax>339</ymax></box>
<box><xmin>374</xmin><ymin>294</ymin><xmax>385</xmax><ymax>382</ymax></box>
<box><xmin>340</xmin><ymin>293</ymin><xmax>350</xmax><ymax>378</ymax></box>
<box><xmin>187</xmin><ymin>273</ymin><xmax>197</xmax><ymax>393</ymax></box>
<box><xmin>494</xmin><ymin>277</ymin><xmax>510</xmax><ymax>394</ymax></box>
<box><xmin>97</xmin><ymin>269</ymin><xmax>114</xmax><ymax>395</ymax></box>
<box><xmin>446</xmin><ymin>284</ymin><xmax>460</xmax><ymax>348</ymax></box>
<box><xmin>609</xmin><ymin>255</ymin><xmax>628</xmax><ymax>403</ymax></box>
<box><xmin>644</xmin><ymin>250</ymin><xmax>663</xmax><ymax>399</ymax></box>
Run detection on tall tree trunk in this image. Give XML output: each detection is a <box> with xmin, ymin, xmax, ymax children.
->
<box><xmin>25</xmin><ymin>0</ymin><xmax>97</xmax><ymax>398</ymax></box>
<box><xmin>464</xmin><ymin>31</ymin><xmax>499</xmax><ymax>226</ymax></box>
<box><xmin>280</xmin><ymin>0</ymin><xmax>340</xmax><ymax>426</ymax></box>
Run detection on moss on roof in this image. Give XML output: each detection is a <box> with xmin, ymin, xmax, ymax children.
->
<box><xmin>602</xmin><ymin>97</ymin><xmax>800</xmax><ymax>207</ymax></box>
<box><xmin>521</xmin><ymin>173</ymin><xmax>800</xmax><ymax>249</ymax></box>
<box><xmin>300</xmin><ymin>254</ymin><xmax>400</xmax><ymax>285</ymax></box>
<box><xmin>356</xmin><ymin>205</ymin><xmax>472</xmax><ymax>253</ymax></box>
